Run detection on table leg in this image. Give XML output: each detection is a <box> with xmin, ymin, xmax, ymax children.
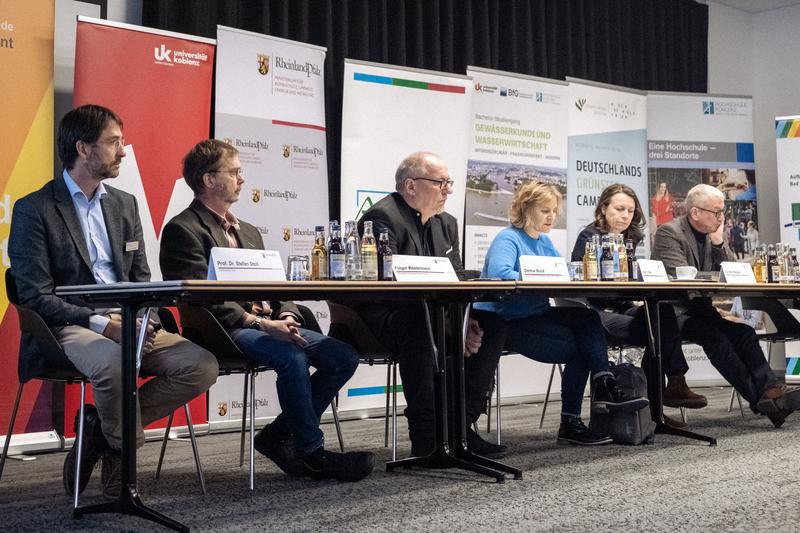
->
<box><xmin>73</xmin><ymin>303</ymin><xmax>189</xmax><ymax>532</ymax></box>
<box><xmin>642</xmin><ymin>299</ymin><xmax>716</xmax><ymax>446</ymax></box>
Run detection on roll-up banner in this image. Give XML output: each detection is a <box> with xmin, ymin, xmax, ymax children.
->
<box><xmin>648</xmin><ymin>93</ymin><xmax>755</xmax><ymax>384</ymax></box>
<box><xmin>212</xmin><ymin>26</ymin><xmax>330</xmax><ymax>425</ymax></box>
<box><xmin>776</xmin><ymin>114</ymin><xmax>800</xmax><ymax>382</ymax></box>
<box><xmin>0</xmin><ymin>0</ymin><xmax>56</xmax><ymax>454</ymax></box>
<box><xmin>465</xmin><ymin>67</ymin><xmax>569</xmax><ymax>401</ymax></box>
<box><xmin>567</xmin><ymin>78</ymin><xmax>649</xmax><ymax>258</ymax></box>
<box><xmin>339</xmin><ymin>59</ymin><xmax>472</xmax><ymax>411</ymax></box>
<box><xmin>72</xmin><ymin>17</ymin><xmax>215</xmax><ymax>433</ymax></box>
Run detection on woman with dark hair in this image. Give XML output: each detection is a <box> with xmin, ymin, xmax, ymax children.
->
<box><xmin>475</xmin><ymin>181</ymin><xmax>648</xmax><ymax>446</ymax></box>
<box><xmin>571</xmin><ymin>184</ymin><xmax>707</xmax><ymax>419</ymax></box>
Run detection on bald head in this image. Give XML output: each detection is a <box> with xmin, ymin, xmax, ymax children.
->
<box><xmin>395</xmin><ymin>152</ymin><xmax>444</xmax><ymax>191</ymax></box>
<box><xmin>394</xmin><ymin>151</ymin><xmax>453</xmax><ymax>224</ymax></box>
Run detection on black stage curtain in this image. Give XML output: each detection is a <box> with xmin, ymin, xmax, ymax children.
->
<box><xmin>142</xmin><ymin>0</ymin><xmax>708</xmax><ymax>219</ymax></box>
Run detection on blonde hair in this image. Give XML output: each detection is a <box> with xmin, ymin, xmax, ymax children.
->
<box><xmin>509</xmin><ymin>181</ymin><xmax>562</xmax><ymax>228</ymax></box>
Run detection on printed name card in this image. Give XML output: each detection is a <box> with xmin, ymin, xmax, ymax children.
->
<box><xmin>392</xmin><ymin>255</ymin><xmax>459</xmax><ymax>282</ymax></box>
<box><xmin>518</xmin><ymin>255</ymin><xmax>570</xmax><ymax>282</ymax></box>
<box><xmin>208</xmin><ymin>248</ymin><xmax>286</xmax><ymax>281</ymax></box>
<box><xmin>719</xmin><ymin>261</ymin><xmax>757</xmax><ymax>284</ymax></box>
<box><xmin>636</xmin><ymin>259</ymin><xmax>669</xmax><ymax>282</ymax></box>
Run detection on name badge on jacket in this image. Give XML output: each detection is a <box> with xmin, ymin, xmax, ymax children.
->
<box><xmin>125</xmin><ymin>241</ymin><xmax>139</xmax><ymax>252</ymax></box>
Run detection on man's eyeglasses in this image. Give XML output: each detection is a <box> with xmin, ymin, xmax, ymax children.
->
<box><xmin>211</xmin><ymin>169</ymin><xmax>245</xmax><ymax>179</ymax></box>
<box><xmin>94</xmin><ymin>137</ymin><xmax>125</xmax><ymax>150</ymax></box>
<box><xmin>695</xmin><ymin>206</ymin><xmax>725</xmax><ymax>219</ymax></box>
<box><xmin>411</xmin><ymin>177</ymin><xmax>455</xmax><ymax>191</ymax></box>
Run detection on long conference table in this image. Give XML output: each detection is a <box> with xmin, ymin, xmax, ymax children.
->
<box><xmin>55</xmin><ymin>279</ymin><xmax>800</xmax><ymax>531</ymax></box>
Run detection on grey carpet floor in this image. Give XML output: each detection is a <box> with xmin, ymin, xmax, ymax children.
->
<box><xmin>2</xmin><ymin>387</ymin><xmax>800</xmax><ymax>532</ymax></box>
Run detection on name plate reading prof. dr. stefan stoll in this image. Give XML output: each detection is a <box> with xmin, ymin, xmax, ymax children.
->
<box><xmin>719</xmin><ymin>261</ymin><xmax>757</xmax><ymax>284</ymax></box>
<box><xmin>391</xmin><ymin>255</ymin><xmax>459</xmax><ymax>282</ymax></box>
<box><xmin>518</xmin><ymin>255</ymin><xmax>570</xmax><ymax>282</ymax></box>
<box><xmin>207</xmin><ymin>247</ymin><xmax>286</xmax><ymax>281</ymax></box>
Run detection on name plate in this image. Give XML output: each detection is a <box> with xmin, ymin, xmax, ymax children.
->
<box><xmin>208</xmin><ymin>247</ymin><xmax>286</xmax><ymax>281</ymax></box>
<box><xmin>636</xmin><ymin>259</ymin><xmax>669</xmax><ymax>282</ymax></box>
<box><xmin>719</xmin><ymin>261</ymin><xmax>757</xmax><ymax>284</ymax></box>
<box><xmin>392</xmin><ymin>255</ymin><xmax>458</xmax><ymax>282</ymax></box>
<box><xmin>518</xmin><ymin>255</ymin><xmax>570</xmax><ymax>282</ymax></box>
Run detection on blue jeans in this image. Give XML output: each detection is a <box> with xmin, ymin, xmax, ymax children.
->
<box><xmin>230</xmin><ymin>327</ymin><xmax>359</xmax><ymax>455</ymax></box>
<box><xmin>505</xmin><ymin>307</ymin><xmax>611</xmax><ymax>417</ymax></box>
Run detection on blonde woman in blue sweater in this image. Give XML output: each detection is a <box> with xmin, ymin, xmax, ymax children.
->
<box><xmin>476</xmin><ymin>181</ymin><xmax>647</xmax><ymax>445</ymax></box>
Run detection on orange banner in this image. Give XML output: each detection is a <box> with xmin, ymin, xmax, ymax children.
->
<box><xmin>0</xmin><ymin>0</ymin><xmax>55</xmax><ymax>437</ymax></box>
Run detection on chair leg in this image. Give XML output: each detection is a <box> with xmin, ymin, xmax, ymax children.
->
<box><xmin>485</xmin><ymin>380</ymin><xmax>492</xmax><ymax>434</ymax></box>
<box><xmin>249</xmin><ymin>372</ymin><xmax>256</xmax><ymax>491</ymax></box>
<box><xmin>184</xmin><ymin>404</ymin><xmax>206</xmax><ymax>495</ymax></box>
<box><xmin>239</xmin><ymin>373</ymin><xmax>249</xmax><ymax>468</ymax></box>
<box><xmin>331</xmin><ymin>395</ymin><xmax>345</xmax><ymax>452</ymax></box>
<box><xmin>727</xmin><ymin>388</ymin><xmax>736</xmax><ymax>412</ymax></box>
<box><xmin>495</xmin><ymin>365</ymin><xmax>502</xmax><ymax>445</ymax></box>
<box><xmin>539</xmin><ymin>364</ymin><xmax>557</xmax><ymax>429</ymax></box>
<box><xmin>73</xmin><ymin>381</ymin><xmax>86</xmax><ymax>509</ymax></box>
<box><xmin>155</xmin><ymin>411</ymin><xmax>174</xmax><ymax>480</ymax></box>
<box><xmin>736</xmin><ymin>391</ymin><xmax>745</xmax><ymax>418</ymax></box>
<box><xmin>384</xmin><ymin>363</ymin><xmax>391</xmax><ymax>448</ymax></box>
<box><xmin>0</xmin><ymin>383</ymin><xmax>24</xmax><ymax>482</ymax></box>
<box><xmin>391</xmin><ymin>362</ymin><xmax>398</xmax><ymax>462</ymax></box>
<box><xmin>680</xmin><ymin>407</ymin><xmax>687</xmax><ymax>424</ymax></box>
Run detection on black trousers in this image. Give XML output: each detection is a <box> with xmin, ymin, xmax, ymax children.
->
<box><xmin>598</xmin><ymin>304</ymin><xmax>689</xmax><ymax>377</ymax></box>
<box><xmin>678</xmin><ymin>299</ymin><xmax>780</xmax><ymax>408</ymax></box>
<box><xmin>359</xmin><ymin>304</ymin><xmax>506</xmax><ymax>443</ymax></box>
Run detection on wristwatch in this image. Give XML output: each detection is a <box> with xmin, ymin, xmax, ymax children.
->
<box><xmin>249</xmin><ymin>316</ymin><xmax>263</xmax><ymax>330</ymax></box>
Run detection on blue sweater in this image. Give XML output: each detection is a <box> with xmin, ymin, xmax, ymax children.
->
<box><xmin>475</xmin><ymin>226</ymin><xmax>561</xmax><ymax>319</ymax></box>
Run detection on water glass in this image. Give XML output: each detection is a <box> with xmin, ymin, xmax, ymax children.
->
<box><xmin>287</xmin><ymin>255</ymin><xmax>309</xmax><ymax>281</ymax></box>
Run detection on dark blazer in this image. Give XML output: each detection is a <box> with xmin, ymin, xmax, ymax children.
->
<box><xmin>159</xmin><ymin>199</ymin><xmax>300</xmax><ymax>331</ymax></box>
<box><xmin>357</xmin><ymin>192</ymin><xmax>467</xmax><ymax>279</ymax></box>
<box><xmin>8</xmin><ymin>174</ymin><xmax>150</xmax><ymax>381</ymax></box>
<box><xmin>651</xmin><ymin>215</ymin><xmax>734</xmax><ymax>276</ymax></box>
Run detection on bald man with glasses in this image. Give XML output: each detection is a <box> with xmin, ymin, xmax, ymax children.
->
<box><xmin>653</xmin><ymin>184</ymin><xmax>800</xmax><ymax>428</ymax></box>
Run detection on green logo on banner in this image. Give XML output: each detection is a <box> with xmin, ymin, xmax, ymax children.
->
<box><xmin>355</xmin><ymin>196</ymin><xmax>375</xmax><ymax>219</ymax></box>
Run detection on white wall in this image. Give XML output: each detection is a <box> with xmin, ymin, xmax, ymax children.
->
<box><xmin>708</xmin><ymin>1</ymin><xmax>800</xmax><ymax>245</ymax></box>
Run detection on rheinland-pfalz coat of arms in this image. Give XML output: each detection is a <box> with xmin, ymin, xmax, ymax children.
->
<box><xmin>257</xmin><ymin>54</ymin><xmax>270</xmax><ymax>75</ymax></box>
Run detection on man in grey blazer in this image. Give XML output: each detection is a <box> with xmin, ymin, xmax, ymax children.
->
<box><xmin>160</xmin><ymin>139</ymin><xmax>374</xmax><ymax>482</ymax></box>
<box><xmin>652</xmin><ymin>183</ymin><xmax>800</xmax><ymax>427</ymax></box>
<box><xmin>8</xmin><ymin>105</ymin><xmax>218</xmax><ymax>499</ymax></box>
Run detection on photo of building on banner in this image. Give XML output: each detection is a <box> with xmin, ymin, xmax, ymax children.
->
<box><xmin>647</xmin><ymin>94</ymin><xmax>756</xmax><ymax>258</ymax></box>
<box><xmin>465</xmin><ymin>67</ymin><xmax>569</xmax><ymax>268</ymax></box>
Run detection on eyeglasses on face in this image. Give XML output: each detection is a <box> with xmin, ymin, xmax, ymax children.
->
<box><xmin>210</xmin><ymin>168</ymin><xmax>245</xmax><ymax>179</ymax></box>
<box><xmin>694</xmin><ymin>206</ymin><xmax>725</xmax><ymax>219</ymax></box>
<box><xmin>410</xmin><ymin>177</ymin><xmax>455</xmax><ymax>191</ymax></box>
<box><xmin>94</xmin><ymin>137</ymin><xmax>125</xmax><ymax>150</ymax></box>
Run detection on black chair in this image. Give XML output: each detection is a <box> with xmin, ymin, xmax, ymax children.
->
<box><xmin>327</xmin><ymin>302</ymin><xmax>400</xmax><ymax>460</ymax></box>
<box><xmin>1</xmin><ymin>269</ymin><xmax>90</xmax><ymax>509</ymax></box>
<box><xmin>161</xmin><ymin>305</ymin><xmax>344</xmax><ymax>490</ymax></box>
<box><xmin>727</xmin><ymin>297</ymin><xmax>800</xmax><ymax>415</ymax></box>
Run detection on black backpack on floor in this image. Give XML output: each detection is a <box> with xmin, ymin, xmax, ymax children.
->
<box><xmin>589</xmin><ymin>363</ymin><xmax>655</xmax><ymax>445</ymax></box>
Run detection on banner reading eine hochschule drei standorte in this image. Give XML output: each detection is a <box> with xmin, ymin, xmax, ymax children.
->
<box><xmin>465</xmin><ymin>66</ymin><xmax>568</xmax><ymax>267</ymax></box>
<box><xmin>213</xmin><ymin>26</ymin><xmax>329</xmax><ymax>424</ymax></box>
<box><xmin>567</xmin><ymin>78</ymin><xmax>649</xmax><ymax>257</ymax></box>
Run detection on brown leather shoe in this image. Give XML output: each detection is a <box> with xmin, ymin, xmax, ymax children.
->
<box><xmin>756</xmin><ymin>385</ymin><xmax>800</xmax><ymax>414</ymax></box>
<box><xmin>662</xmin><ymin>413</ymin><xmax>688</xmax><ymax>429</ymax></box>
<box><xmin>663</xmin><ymin>375</ymin><xmax>708</xmax><ymax>409</ymax></box>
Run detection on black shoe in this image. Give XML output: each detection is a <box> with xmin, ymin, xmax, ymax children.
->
<box><xmin>466</xmin><ymin>428</ymin><xmax>507</xmax><ymax>459</ymax></box>
<box><xmin>253</xmin><ymin>424</ymin><xmax>306</xmax><ymax>477</ymax></box>
<box><xmin>302</xmin><ymin>449</ymin><xmax>375</xmax><ymax>482</ymax></box>
<box><xmin>63</xmin><ymin>405</ymin><xmax>107</xmax><ymax>496</ymax></box>
<box><xmin>557</xmin><ymin>417</ymin><xmax>613</xmax><ymax>446</ymax></box>
<box><xmin>591</xmin><ymin>374</ymin><xmax>649</xmax><ymax>414</ymax></box>
<box><xmin>767</xmin><ymin>409</ymin><xmax>793</xmax><ymax>428</ymax></box>
<box><xmin>100</xmin><ymin>450</ymin><xmax>121</xmax><ymax>500</ymax></box>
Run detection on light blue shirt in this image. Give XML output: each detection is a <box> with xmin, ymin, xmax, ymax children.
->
<box><xmin>474</xmin><ymin>226</ymin><xmax>561</xmax><ymax>319</ymax></box>
<box><xmin>63</xmin><ymin>170</ymin><xmax>119</xmax><ymax>333</ymax></box>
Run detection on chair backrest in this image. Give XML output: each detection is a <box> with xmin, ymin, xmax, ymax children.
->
<box><xmin>5</xmin><ymin>269</ymin><xmax>82</xmax><ymax>381</ymax></box>
<box><xmin>157</xmin><ymin>308</ymin><xmax>181</xmax><ymax>334</ymax></box>
<box><xmin>177</xmin><ymin>305</ymin><xmax>252</xmax><ymax>372</ymax></box>
<box><xmin>327</xmin><ymin>301</ymin><xmax>393</xmax><ymax>359</ymax></box>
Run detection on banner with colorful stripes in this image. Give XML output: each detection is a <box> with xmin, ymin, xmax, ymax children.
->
<box><xmin>0</xmin><ymin>0</ymin><xmax>55</xmax><ymax>449</ymax></box>
<box><xmin>777</xmin><ymin>115</ymin><xmax>800</xmax><ymax>246</ymax></box>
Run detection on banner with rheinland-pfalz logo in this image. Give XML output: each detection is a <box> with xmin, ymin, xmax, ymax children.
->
<box><xmin>71</xmin><ymin>17</ymin><xmax>215</xmax><ymax>434</ymax></box>
<box><xmin>211</xmin><ymin>26</ymin><xmax>330</xmax><ymax>424</ymax></box>
<box><xmin>0</xmin><ymin>0</ymin><xmax>55</xmax><ymax>454</ymax></box>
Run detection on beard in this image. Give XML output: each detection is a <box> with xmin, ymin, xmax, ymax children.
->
<box><xmin>88</xmin><ymin>155</ymin><xmax>122</xmax><ymax>180</ymax></box>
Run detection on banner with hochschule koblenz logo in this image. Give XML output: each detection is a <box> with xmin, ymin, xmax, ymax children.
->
<box><xmin>211</xmin><ymin>26</ymin><xmax>331</xmax><ymax>424</ymax></box>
